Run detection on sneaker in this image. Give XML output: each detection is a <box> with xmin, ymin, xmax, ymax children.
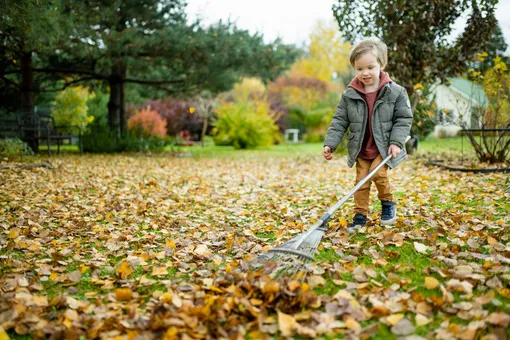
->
<box><xmin>381</xmin><ymin>201</ymin><xmax>397</xmax><ymax>225</ymax></box>
<box><xmin>347</xmin><ymin>213</ymin><xmax>367</xmax><ymax>233</ymax></box>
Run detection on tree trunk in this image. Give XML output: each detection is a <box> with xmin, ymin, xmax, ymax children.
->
<box><xmin>20</xmin><ymin>52</ymin><xmax>38</xmax><ymax>152</ymax></box>
<box><xmin>201</xmin><ymin>118</ymin><xmax>208</xmax><ymax>147</ymax></box>
<box><xmin>107</xmin><ymin>62</ymin><xmax>127</xmax><ymax>137</ymax></box>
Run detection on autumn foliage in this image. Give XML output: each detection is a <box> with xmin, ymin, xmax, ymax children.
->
<box><xmin>145</xmin><ymin>99</ymin><xmax>204</xmax><ymax>139</ymax></box>
<box><xmin>127</xmin><ymin>106</ymin><xmax>167</xmax><ymax>137</ymax></box>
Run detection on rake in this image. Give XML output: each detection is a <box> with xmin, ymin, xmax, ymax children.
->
<box><xmin>250</xmin><ymin>137</ymin><xmax>410</xmax><ymax>278</ymax></box>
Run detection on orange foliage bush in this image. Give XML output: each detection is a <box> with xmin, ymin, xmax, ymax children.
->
<box><xmin>128</xmin><ymin>106</ymin><xmax>168</xmax><ymax>137</ymax></box>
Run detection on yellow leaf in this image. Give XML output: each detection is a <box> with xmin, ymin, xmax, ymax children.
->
<box><xmin>287</xmin><ymin>280</ymin><xmax>301</xmax><ymax>292</ymax></box>
<box><xmin>424</xmin><ymin>277</ymin><xmax>439</xmax><ymax>289</ymax></box>
<box><xmin>416</xmin><ymin>314</ymin><xmax>431</xmax><ymax>326</ymax></box>
<box><xmin>263</xmin><ymin>280</ymin><xmax>280</xmax><ymax>294</ymax></box>
<box><xmin>115</xmin><ymin>288</ymin><xmax>133</xmax><ymax>301</ymax></box>
<box><xmin>345</xmin><ymin>317</ymin><xmax>361</xmax><ymax>330</ymax></box>
<box><xmin>116</xmin><ymin>261</ymin><xmax>134</xmax><ymax>279</ymax></box>
<box><xmin>0</xmin><ymin>327</ymin><xmax>9</xmax><ymax>340</ymax></box>
<box><xmin>8</xmin><ymin>228</ymin><xmax>20</xmax><ymax>239</ymax></box>
<box><xmin>160</xmin><ymin>293</ymin><xmax>173</xmax><ymax>303</ymax></box>
<box><xmin>277</xmin><ymin>310</ymin><xmax>297</xmax><ymax>337</ymax></box>
<box><xmin>163</xmin><ymin>327</ymin><xmax>178</xmax><ymax>340</ymax></box>
<box><xmin>386</xmin><ymin>314</ymin><xmax>405</xmax><ymax>325</ymax></box>
<box><xmin>151</xmin><ymin>266</ymin><xmax>168</xmax><ymax>277</ymax></box>
<box><xmin>225</xmin><ymin>263</ymin><xmax>232</xmax><ymax>274</ymax></box>
<box><xmin>166</xmin><ymin>239</ymin><xmax>176</xmax><ymax>249</ymax></box>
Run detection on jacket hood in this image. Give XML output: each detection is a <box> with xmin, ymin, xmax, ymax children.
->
<box><xmin>348</xmin><ymin>71</ymin><xmax>392</xmax><ymax>94</ymax></box>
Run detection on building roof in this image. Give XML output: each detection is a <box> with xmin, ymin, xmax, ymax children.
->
<box><xmin>448</xmin><ymin>77</ymin><xmax>489</xmax><ymax>107</ymax></box>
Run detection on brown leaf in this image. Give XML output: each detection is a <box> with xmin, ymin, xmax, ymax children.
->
<box><xmin>68</xmin><ymin>270</ymin><xmax>82</xmax><ymax>283</ymax></box>
<box><xmin>391</xmin><ymin>318</ymin><xmax>415</xmax><ymax>335</ymax></box>
<box><xmin>487</xmin><ymin>312</ymin><xmax>510</xmax><ymax>327</ymax></box>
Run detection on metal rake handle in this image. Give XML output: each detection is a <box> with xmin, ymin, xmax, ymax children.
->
<box><xmin>291</xmin><ymin>136</ymin><xmax>411</xmax><ymax>246</ymax></box>
<box><xmin>323</xmin><ymin>135</ymin><xmax>411</xmax><ymax>222</ymax></box>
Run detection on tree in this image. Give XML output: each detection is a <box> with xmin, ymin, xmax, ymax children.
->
<box><xmin>2</xmin><ymin>0</ymin><xmax>301</xmax><ymax>141</ymax></box>
<box><xmin>0</xmin><ymin>0</ymin><xmax>63</xmax><ymax>150</ymax></box>
<box><xmin>476</xmin><ymin>23</ymin><xmax>508</xmax><ymax>73</ymax></box>
<box><xmin>48</xmin><ymin>1</ymin><xmax>301</xmax><ymax>136</ymax></box>
<box><xmin>287</xmin><ymin>20</ymin><xmax>351</xmax><ymax>83</ymax></box>
<box><xmin>190</xmin><ymin>93</ymin><xmax>218</xmax><ymax>147</ymax></box>
<box><xmin>462</xmin><ymin>54</ymin><xmax>510</xmax><ymax>163</ymax></box>
<box><xmin>332</xmin><ymin>0</ymin><xmax>499</xmax><ymax>96</ymax></box>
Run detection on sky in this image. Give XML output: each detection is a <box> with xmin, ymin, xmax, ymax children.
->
<box><xmin>186</xmin><ymin>0</ymin><xmax>510</xmax><ymax>53</ymax></box>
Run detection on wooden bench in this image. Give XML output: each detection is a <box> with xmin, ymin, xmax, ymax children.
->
<box><xmin>16</xmin><ymin>112</ymin><xmax>83</xmax><ymax>156</ymax></box>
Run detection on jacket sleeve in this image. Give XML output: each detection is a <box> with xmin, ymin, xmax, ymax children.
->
<box><xmin>390</xmin><ymin>88</ymin><xmax>413</xmax><ymax>148</ymax></box>
<box><xmin>324</xmin><ymin>95</ymin><xmax>349</xmax><ymax>151</ymax></box>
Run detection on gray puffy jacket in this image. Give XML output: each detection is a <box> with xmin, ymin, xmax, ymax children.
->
<box><xmin>324</xmin><ymin>82</ymin><xmax>413</xmax><ymax>168</ymax></box>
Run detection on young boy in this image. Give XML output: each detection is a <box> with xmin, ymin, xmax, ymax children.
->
<box><xmin>322</xmin><ymin>39</ymin><xmax>413</xmax><ymax>232</ymax></box>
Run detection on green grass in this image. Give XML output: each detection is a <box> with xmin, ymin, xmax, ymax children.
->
<box><xmin>36</xmin><ymin>136</ymin><xmax>475</xmax><ymax>160</ymax></box>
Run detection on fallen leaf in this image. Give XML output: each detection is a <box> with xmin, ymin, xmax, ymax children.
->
<box><xmin>413</xmin><ymin>242</ymin><xmax>428</xmax><ymax>254</ymax></box>
<box><xmin>116</xmin><ymin>261</ymin><xmax>134</xmax><ymax>279</ymax></box>
<box><xmin>386</xmin><ymin>314</ymin><xmax>405</xmax><ymax>326</ymax></box>
<box><xmin>8</xmin><ymin>228</ymin><xmax>20</xmax><ymax>239</ymax></box>
<box><xmin>115</xmin><ymin>288</ymin><xmax>133</xmax><ymax>301</ymax></box>
<box><xmin>424</xmin><ymin>277</ymin><xmax>439</xmax><ymax>289</ymax></box>
<box><xmin>68</xmin><ymin>270</ymin><xmax>82</xmax><ymax>283</ymax></box>
<box><xmin>391</xmin><ymin>318</ymin><xmax>415</xmax><ymax>335</ymax></box>
<box><xmin>172</xmin><ymin>294</ymin><xmax>182</xmax><ymax>308</ymax></box>
<box><xmin>415</xmin><ymin>314</ymin><xmax>431</xmax><ymax>326</ymax></box>
<box><xmin>487</xmin><ymin>312</ymin><xmax>510</xmax><ymax>327</ymax></box>
<box><xmin>277</xmin><ymin>310</ymin><xmax>297</xmax><ymax>337</ymax></box>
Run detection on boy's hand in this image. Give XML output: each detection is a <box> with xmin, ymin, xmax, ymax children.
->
<box><xmin>323</xmin><ymin>146</ymin><xmax>333</xmax><ymax>160</ymax></box>
<box><xmin>388</xmin><ymin>144</ymin><xmax>401</xmax><ymax>158</ymax></box>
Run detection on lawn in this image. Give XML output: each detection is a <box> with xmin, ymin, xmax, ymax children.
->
<box><xmin>1</xmin><ymin>137</ymin><xmax>509</xmax><ymax>339</ymax></box>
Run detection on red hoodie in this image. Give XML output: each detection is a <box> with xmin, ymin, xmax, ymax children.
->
<box><xmin>348</xmin><ymin>71</ymin><xmax>392</xmax><ymax>160</ymax></box>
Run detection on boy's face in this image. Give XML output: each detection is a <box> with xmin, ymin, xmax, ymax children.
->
<box><xmin>353</xmin><ymin>52</ymin><xmax>382</xmax><ymax>88</ymax></box>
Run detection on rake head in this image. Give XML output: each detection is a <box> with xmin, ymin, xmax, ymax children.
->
<box><xmin>248</xmin><ymin>226</ymin><xmax>326</xmax><ymax>280</ymax></box>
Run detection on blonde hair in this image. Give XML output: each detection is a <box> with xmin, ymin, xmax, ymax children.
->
<box><xmin>349</xmin><ymin>39</ymin><xmax>388</xmax><ymax>69</ymax></box>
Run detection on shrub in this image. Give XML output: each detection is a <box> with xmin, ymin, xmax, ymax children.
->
<box><xmin>0</xmin><ymin>138</ymin><xmax>34</xmax><ymax>158</ymax></box>
<box><xmin>268</xmin><ymin>76</ymin><xmax>329</xmax><ymax>112</ymax></box>
<box><xmin>128</xmin><ymin>106</ymin><xmax>167</xmax><ymax>138</ymax></box>
<box><xmin>146</xmin><ymin>99</ymin><xmax>204</xmax><ymax>139</ymax></box>
<box><xmin>52</xmin><ymin>86</ymin><xmax>95</xmax><ymax>134</ymax></box>
<box><xmin>213</xmin><ymin>100</ymin><xmax>279</xmax><ymax>149</ymax></box>
<box><xmin>410</xmin><ymin>84</ymin><xmax>437</xmax><ymax>139</ymax></box>
<box><xmin>86</xmin><ymin>90</ymin><xmax>109</xmax><ymax>129</ymax></box>
<box><xmin>82</xmin><ymin>127</ymin><xmax>169</xmax><ymax>153</ymax></box>
<box><xmin>231</xmin><ymin>77</ymin><xmax>266</xmax><ymax>102</ymax></box>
